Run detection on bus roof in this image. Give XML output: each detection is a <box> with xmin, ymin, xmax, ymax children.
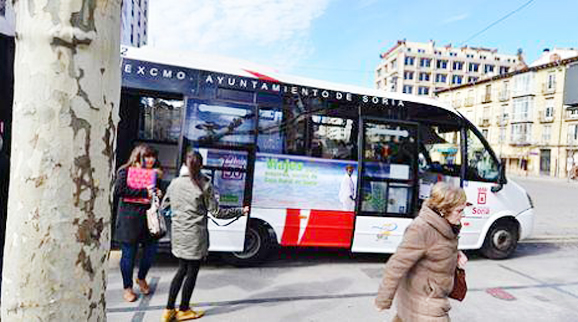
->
<box><xmin>121</xmin><ymin>45</ymin><xmax>459</xmax><ymax>116</ymax></box>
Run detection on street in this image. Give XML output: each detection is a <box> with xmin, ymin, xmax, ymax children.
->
<box><xmin>106</xmin><ymin>176</ymin><xmax>578</xmax><ymax>322</ymax></box>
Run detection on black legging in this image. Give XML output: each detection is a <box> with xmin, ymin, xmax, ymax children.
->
<box><xmin>167</xmin><ymin>258</ymin><xmax>201</xmax><ymax>310</ymax></box>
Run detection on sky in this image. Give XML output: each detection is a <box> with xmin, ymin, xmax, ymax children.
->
<box><xmin>148</xmin><ymin>0</ymin><xmax>578</xmax><ymax>88</ymax></box>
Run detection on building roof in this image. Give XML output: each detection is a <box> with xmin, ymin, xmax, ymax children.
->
<box><xmin>435</xmin><ymin>54</ymin><xmax>578</xmax><ymax>94</ymax></box>
<box><xmin>529</xmin><ymin>48</ymin><xmax>578</xmax><ymax>67</ymax></box>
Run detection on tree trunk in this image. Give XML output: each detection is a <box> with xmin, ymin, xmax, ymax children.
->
<box><xmin>1</xmin><ymin>0</ymin><xmax>121</xmax><ymax>320</ymax></box>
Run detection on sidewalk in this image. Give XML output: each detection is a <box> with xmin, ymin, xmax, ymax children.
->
<box><xmin>106</xmin><ymin>242</ymin><xmax>578</xmax><ymax>322</ymax></box>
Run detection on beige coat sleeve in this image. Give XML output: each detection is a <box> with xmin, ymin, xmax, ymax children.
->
<box><xmin>204</xmin><ymin>182</ymin><xmax>242</xmax><ymax>219</ymax></box>
<box><xmin>374</xmin><ymin>223</ymin><xmax>428</xmax><ymax>310</ymax></box>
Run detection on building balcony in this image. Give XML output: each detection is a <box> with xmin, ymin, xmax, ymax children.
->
<box><xmin>478</xmin><ymin>118</ymin><xmax>491</xmax><ymax>127</ymax></box>
<box><xmin>481</xmin><ymin>94</ymin><xmax>492</xmax><ymax>104</ymax></box>
<box><xmin>452</xmin><ymin>99</ymin><xmax>462</xmax><ymax>108</ymax></box>
<box><xmin>509</xmin><ymin>137</ymin><xmax>532</xmax><ymax>146</ymax></box>
<box><xmin>539</xmin><ymin>110</ymin><xmax>554</xmax><ymax>123</ymax></box>
<box><xmin>464</xmin><ymin>97</ymin><xmax>474</xmax><ymax>107</ymax></box>
<box><xmin>499</xmin><ymin>91</ymin><xmax>509</xmax><ymax>102</ymax></box>
<box><xmin>495</xmin><ymin>114</ymin><xmax>508</xmax><ymax>126</ymax></box>
<box><xmin>565</xmin><ymin>110</ymin><xmax>578</xmax><ymax>121</ymax></box>
<box><xmin>542</xmin><ymin>82</ymin><xmax>556</xmax><ymax>95</ymax></box>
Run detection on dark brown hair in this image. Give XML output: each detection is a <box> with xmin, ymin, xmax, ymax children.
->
<box><xmin>186</xmin><ymin>151</ymin><xmax>204</xmax><ymax>190</ymax></box>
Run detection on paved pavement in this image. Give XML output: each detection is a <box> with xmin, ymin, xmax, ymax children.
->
<box><xmin>106</xmin><ymin>241</ymin><xmax>578</xmax><ymax>322</ymax></box>
<box><xmin>106</xmin><ymin>175</ymin><xmax>578</xmax><ymax>321</ymax></box>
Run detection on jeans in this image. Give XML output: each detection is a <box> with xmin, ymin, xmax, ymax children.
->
<box><xmin>120</xmin><ymin>241</ymin><xmax>158</xmax><ymax>289</ymax></box>
<box><xmin>167</xmin><ymin>258</ymin><xmax>201</xmax><ymax>310</ymax></box>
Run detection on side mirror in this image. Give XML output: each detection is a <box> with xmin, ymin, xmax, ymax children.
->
<box><xmin>491</xmin><ymin>163</ymin><xmax>506</xmax><ymax>193</ymax></box>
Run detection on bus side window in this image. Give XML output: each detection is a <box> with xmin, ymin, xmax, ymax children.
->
<box><xmin>422</xmin><ymin>126</ymin><xmax>461</xmax><ymax>177</ymax></box>
<box><xmin>466</xmin><ymin>128</ymin><xmax>499</xmax><ymax>182</ymax></box>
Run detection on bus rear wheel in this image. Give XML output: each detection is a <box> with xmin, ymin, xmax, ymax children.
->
<box><xmin>480</xmin><ymin>221</ymin><xmax>519</xmax><ymax>259</ymax></box>
<box><xmin>221</xmin><ymin>223</ymin><xmax>272</xmax><ymax>266</ymax></box>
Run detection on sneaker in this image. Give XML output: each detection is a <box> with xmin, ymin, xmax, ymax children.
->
<box><xmin>175</xmin><ymin>309</ymin><xmax>205</xmax><ymax>320</ymax></box>
<box><xmin>123</xmin><ymin>288</ymin><xmax>138</xmax><ymax>302</ymax></box>
<box><xmin>161</xmin><ymin>308</ymin><xmax>176</xmax><ymax>322</ymax></box>
<box><xmin>136</xmin><ymin>278</ymin><xmax>151</xmax><ymax>295</ymax></box>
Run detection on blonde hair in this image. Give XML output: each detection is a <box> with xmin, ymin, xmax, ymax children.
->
<box><xmin>426</xmin><ymin>182</ymin><xmax>467</xmax><ymax>215</ymax></box>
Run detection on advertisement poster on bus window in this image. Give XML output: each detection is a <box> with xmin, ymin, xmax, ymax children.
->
<box><xmin>198</xmin><ymin>148</ymin><xmax>247</xmax><ymax>207</ymax></box>
<box><xmin>252</xmin><ymin>153</ymin><xmax>357</xmax><ymax>211</ymax></box>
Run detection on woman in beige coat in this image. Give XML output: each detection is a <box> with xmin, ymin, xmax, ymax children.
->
<box><xmin>375</xmin><ymin>182</ymin><xmax>469</xmax><ymax>322</ymax></box>
<box><xmin>160</xmin><ymin>151</ymin><xmax>248</xmax><ymax>321</ymax></box>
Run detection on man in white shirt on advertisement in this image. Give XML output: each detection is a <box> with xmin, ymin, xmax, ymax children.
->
<box><xmin>339</xmin><ymin>164</ymin><xmax>356</xmax><ymax>211</ymax></box>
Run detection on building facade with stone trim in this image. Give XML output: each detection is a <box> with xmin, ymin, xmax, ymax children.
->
<box><xmin>436</xmin><ymin>49</ymin><xmax>578</xmax><ymax>178</ymax></box>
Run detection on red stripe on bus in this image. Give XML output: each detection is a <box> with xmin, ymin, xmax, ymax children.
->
<box><xmin>299</xmin><ymin>210</ymin><xmax>354</xmax><ymax>248</ymax></box>
<box><xmin>280</xmin><ymin>208</ymin><xmax>301</xmax><ymax>245</ymax></box>
<box><xmin>243</xmin><ymin>69</ymin><xmax>280</xmax><ymax>82</ymax></box>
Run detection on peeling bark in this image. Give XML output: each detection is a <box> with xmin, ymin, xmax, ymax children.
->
<box><xmin>1</xmin><ymin>0</ymin><xmax>121</xmax><ymax>321</ymax></box>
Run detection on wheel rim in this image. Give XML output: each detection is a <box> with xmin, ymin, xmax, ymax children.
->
<box><xmin>492</xmin><ymin>229</ymin><xmax>513</xmax><ymax>251</ymax></box>
<box><xmin>232</xmin><ymin>227</ymin><xmax>261</xmax><ymax>259</ymax></box>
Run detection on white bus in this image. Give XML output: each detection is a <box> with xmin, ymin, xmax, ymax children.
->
<box><xmin>118</xmin><ymin>46</ymin><xmax>534</xmax><ymax>265</ymax></box>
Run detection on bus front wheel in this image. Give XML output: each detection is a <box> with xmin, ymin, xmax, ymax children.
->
<box><xmin>480</xmin><ymin>220</ymin><xmax>519</xmax><ymax>259</ymax></box>
<box><xmin>221</xmin><ymin>222</ymin><xmax>272</xmax><ymax>266</ymax></box>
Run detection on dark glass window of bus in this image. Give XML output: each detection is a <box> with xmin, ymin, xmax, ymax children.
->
<box><xmin>138</xmin><ymin>97</ymin><xmax>183</xmax><ymax>143</ymax></box>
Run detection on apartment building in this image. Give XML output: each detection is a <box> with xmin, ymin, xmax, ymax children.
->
<box><xmin>121</xmin><ymin>0</ymin><xmax>149</xmax><ymax>47</ymax></box>
<box><xmin>436</xmin><ymin>48</ymin><xmax>578</xmax><ymax>178</ymax></box>
<box><xmin>376</xmin><ymin>40</ymin><xmax>521</xmax><ymax>97</ymax></box>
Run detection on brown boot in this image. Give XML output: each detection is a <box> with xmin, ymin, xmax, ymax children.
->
<box><xmin>161</xmin><ymin>308</ymin><xmax>176</xmax><ymax>322</ymax></box>
<box><xmin>136</xmin><ymin>278</ymin><xmax>151</xmax><ymax>295</ymax></box>
<box><xmin>123</xmin><ymin>288</ymin><xmax>138</xmax><ymax>302</ymax></box>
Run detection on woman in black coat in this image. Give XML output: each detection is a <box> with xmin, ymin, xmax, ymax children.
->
<box><xmin>114</xmin><ymin>144</ymin><xmax>163</xmax><ymax>302</ymax></box>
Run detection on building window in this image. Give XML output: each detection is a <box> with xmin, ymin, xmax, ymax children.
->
<box><xmin>499</xmin><ymin>127</ymin><xmax>507</xmax><ymax>142</ymax></box>
<box><xmin>468</xmin><ymin>76</ymin><xmax>478</xmax><ymax>83</ymax></box>
<box><xmin>420</xmin><ymin>58</ymin><xmax>431</xmax><ymax>68</ymax></box>
<box><xmin>542</xmin><ymin>125</ymin><xmax>552</xmax><ymax>143</ymax></box>
<box><xmin>418</xmin><ymin>86</ymin><xmax>430</xmax><ymax>95</ymax></box>
<box><xmin>513</xmin><ymin>72</ymin><xmax>534</xmax><ymax>96</ymax></box>
<box><xmin>405</xmin><ymin>56</ymin><xmax>415</xmax><ymax>66</ymax></box>
<box><xmin>419</xmin><ymin>72</ymin><xmax>430</xmax><ymax>81</ymax></box>
<box><xmin>544</xmin><ymin>99</ymin><xmax>554</xmax><ymax>119</ymax></box>
<box><xmin>403</xmin><ymin>85</ymin><xmax>413</xmax><ymax>94</ymax></box>
<box><xmin>546</xmin><ymin>72</ymin><xmax>556</xmax><ymax>91</ymax></box>
<box><xmin>484</xmin><ymin>64</ymin><xmax>495</xmax><ymax>74</ymax></box>
<box><xmin>453</xmin><ymin>61</ymin><xmax>464</xmax><ymax>70</ymax></box>
<box><xmin>436</xmin><ymin>60</ymin><xmax>448</xmax><ymax>69</ymax></box>
<box><xmin>468</xmin><ymin>63</ymin><xmax>480</xmax><ymax>72</ymax></box>
<box><xmin>449</xmin><ymin>52</ymin><xmax>457</xmax><ymax>57</ymax></box>
<box><xmin>482</xmin><ymin>129</ymin><xmax>489</xmax><ymax>138</ymax></box>
<box><xmin>407</xmin><ymin>48</ymin><xmax>412</xmax><ymax>52</ymax></box>
<box><xmin>569</xmin><ymin>124</ymin><xmax>578</xmax><ymax>144</ymax></box>
<box><xmin>404</xmin><ymin>71</ymin><xmax>414</xmax><ymax>80</ymax></box>
<box><xmin>418</xmin><ymin>49</ymin><xmax>425</xmax><ymax>53</ymax></box>
<box><xmin>391</xmin><ymin>59</ymin><xmax>397</xmax><ymax>69</ymax></box>
<box><xmin>452</xmin><ymin>75</ymin><xmax>463</xmax><ymax>85</ymax></box>
<box><xmin>435</xmin><ymin>74</ymin><xmax>447</xmax><ymax>83</ymax></box>
<box><xmin>511</xmin><ymin>123</ymin><xmax>532</xmax><ymax>144</ymax></box>
<box><xmin>466</xmin><ymin>54</ymin><xmax>474</xmax><ymax>58</ymax></box>
<box><xmin>480</xmin><ymin>55</ymin><xmax>487</xmax><ymax>60</ymax></box>
<box><xmin>512</xmin><ymin>97</ymin><xmax>534</xmax><ymax>122</ymax></box>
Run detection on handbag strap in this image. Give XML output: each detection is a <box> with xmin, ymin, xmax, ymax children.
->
<box><xmin>208</xmin><ymin>213</ymin><xmax>243</xmax><ymax>227</ymax></box>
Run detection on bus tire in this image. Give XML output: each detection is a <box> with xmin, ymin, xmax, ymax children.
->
<box><xmin>221</xmin><ymin>222</ymin><xmax>273</xmax><ymax>266</ymax></box>
<box><xmin>480</xmin><ymin>220</ymin><xmax>519</xmax><ymax>259</ymax></box>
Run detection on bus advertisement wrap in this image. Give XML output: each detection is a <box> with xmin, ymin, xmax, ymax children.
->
<box><xmin>252</xmin><ymin>153</ymin><xmax>357</xmax><ymax>211</ymax></box>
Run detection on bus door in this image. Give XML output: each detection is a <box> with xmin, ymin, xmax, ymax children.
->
<box><xmin>351</xmin><ymin>118</ymin><xmax>419</xmax><ymax>253</ymax></box>
<box><xmin>181</xmin><ymin>98</ymin><xmax>258</xmax><ymax>253</ymax></box>
<box><xmin>197</xmin><ymin>146</ymin><xmax>255</xmax><ymax>253</ymax></box>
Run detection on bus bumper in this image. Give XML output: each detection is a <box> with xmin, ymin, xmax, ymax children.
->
<box><xmin>516</xmin><ymin>208</ymin><xmax>535</xmax><ymax>240</ymax></box>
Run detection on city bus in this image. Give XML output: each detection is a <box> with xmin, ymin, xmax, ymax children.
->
<box><xmin>117</xmin><ymin>46</ymin><xmax>534</xmax><ymax>265</ymax></box>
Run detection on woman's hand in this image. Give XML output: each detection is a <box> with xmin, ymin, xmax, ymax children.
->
<box><xmin>457</xmin><ymin>250</ymin><xmax>468</xmax><ymax>269</ymax></box>
<box><xmin>242</xmin><ymin>206</ymin><xmax>250</xmax><ymax>215</ymax></box>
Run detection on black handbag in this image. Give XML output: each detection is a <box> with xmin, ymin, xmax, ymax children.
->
<box><xmin>449</xmin><ymin>267</ymin><xmax>467</xmax><ymax>301</ymax></box>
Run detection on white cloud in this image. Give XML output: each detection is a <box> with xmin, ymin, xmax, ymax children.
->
<box><xmin>441</xmin><ymin>13</ymin><xmax>469</xmax><ymax>25</ymax></box>
<box><xmin>148</xmin><ymin>0</ymin><xmax>330</xmax><ymax>72</ymax></box>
